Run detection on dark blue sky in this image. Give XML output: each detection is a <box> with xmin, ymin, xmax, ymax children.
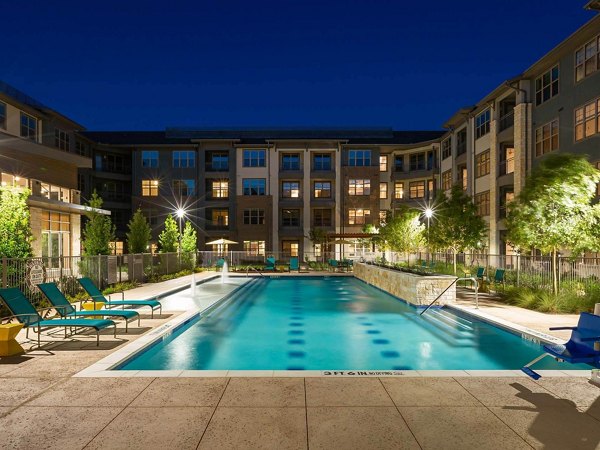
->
<box><xmin>2</xmin><ymin>1</ymin><xmax>594</xmax><ymax>131</ymax></box>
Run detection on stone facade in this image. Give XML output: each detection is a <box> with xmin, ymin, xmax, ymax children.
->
<box><xmin>354</xmin><ymin>262</ymin><xmax>457</xmax><ymax>306</ymax></box>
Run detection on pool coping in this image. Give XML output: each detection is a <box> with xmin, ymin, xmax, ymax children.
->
<box><xmin>75</xmin><ymin>275</ymin><xmax>592</xmax><ymax>378</ymax></box>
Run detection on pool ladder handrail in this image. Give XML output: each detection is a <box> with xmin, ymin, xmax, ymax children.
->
<box><xmin>419</xmin><ymin>277</ymin><xmax>479</xmax><ymax>316</ymax></box>
<box><xmin>246</xmin><ymin>266</ymin><xmax>266</xmax><ymax>278</ymax></box>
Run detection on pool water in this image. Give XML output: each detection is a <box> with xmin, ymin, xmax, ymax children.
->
<box><xmin>119</xmin><ymin>277</ymin><xmax>588</xmax><ymax>371</ymax></box>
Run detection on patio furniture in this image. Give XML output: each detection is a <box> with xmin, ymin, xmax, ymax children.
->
<box><xmin>328</xmin><ymin>259</ymin><xmax>339</xmax><ymax>272</ymax></box>
<box><xmin>215</xmin><ymin>258</ymin><xmax>225</xmax><ymax>271</ymax></box>
<box><xmin>521</xmin><ymin>312</ymin><xmax>600</xmax><ymax>379</ymax></box>
<box><xmin>265</xmin><ymin>257</ymin><xmax>277</xmax><ymax>271</ymax></box>
<box><xmin>78</xmin><ymin>278</ymin><xmax>162</xmax><ymax>318</ymax></box>
<box><xmin>38</xmin><ymin>282</ymin><xmax>140</xmax><ymax>332</ymax></box>
<box><xmin>0</xmin><ymin>287</ymin><xmax>116</xmax><ymax>347</ymax></box>
<box><xmin>489</xmin><ymin>268</ymin><xmax>505</xmax><ymax>290</ymax></box>
<box><xmin>289</xmin><ymin>257</ymin><xmax>299</xmax><ymax>272</ymax></box>
<box><xmin>0</xmin><ymin>323</ymin><xmax>24</xmax><ymax>356</ymax></box>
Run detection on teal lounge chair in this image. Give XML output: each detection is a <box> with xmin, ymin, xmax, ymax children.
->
<box><xmin>38</xmin><ymin>282</ymin><xmax>140</xmax><ymax>332</ymax></box>
<box><xmin>289</xmin><ymin>257</ymin><xmax>299</xmax><ymax>272</ymax></box>
<box><xmin>78</xmin><ymin>278</ymin><xmax>162</xmax><ymax>318</ymax></box>
<box><xmin>490</xmin><ymin>268</ymin><xmax>506</xmax><ymax>289</ymax></box>
<box><xmin>215</xmin><ymin>258</ymin><xmax>225</xmax><ymax>271</ymax></box>
<box><xmin>475</xmin><ymin>266</ymin><xmax>486</xmax><ymax>280</ymax></box>
<box><xmin>0</xmin><ymin>287</ymin><xmax>116</xmax><ymax>347</ymax></box>
<box><xmin>265</xmin><ymin>257</ymin><xmax>276</xmax><ymax>271</ymax></box>
<box><xmin>328</xmin><ymin>259</ymin><xmax>339</xmax><ymax>272</ymax></box>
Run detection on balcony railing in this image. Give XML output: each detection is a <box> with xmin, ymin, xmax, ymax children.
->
<box><xmin>205</xmin><ymin>162</ymin><xmax>229</xmax><ymax>172</ymax></box>
<box><xmin>499</xmin><ymin>110</ymin><xmax>514</xmax><ymax>132</ymax></box>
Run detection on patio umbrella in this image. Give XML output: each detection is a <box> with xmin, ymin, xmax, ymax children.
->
<box><xmin>205</xmin><ymin>238</ymin><xmax>239</xmax><ymax>245</ymax></box>
<box><xmin>329</xmin><ymin>239</ymin><xmax>353</xmax><ymax>245</ymax></box>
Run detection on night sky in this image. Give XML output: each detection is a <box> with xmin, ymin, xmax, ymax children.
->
<box><xmin>2</xmin><ymin>0</ymin><xmax>594</xmax><ymax>131</ymax></box>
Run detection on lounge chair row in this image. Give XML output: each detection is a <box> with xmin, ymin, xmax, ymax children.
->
<box><xmin>0</xmin><ymin>277</ymin><xmax>162</xmax><ymax>347</ymax></box>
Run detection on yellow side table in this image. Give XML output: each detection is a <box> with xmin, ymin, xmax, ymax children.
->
<box><xmin>0</xmin><ymin>323</ymin><xmax>25</xmax><ymax>356</ymax></box>
<box><xmin>82</xmin><ymin>301</ymin><xmax>106</xmax><ymax>319</ymax></box>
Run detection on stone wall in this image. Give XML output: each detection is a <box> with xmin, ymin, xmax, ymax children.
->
<box><xmin>354</xmin><ymin>262</ymin><xmax>457</xmax><ymax>306</ymax></box>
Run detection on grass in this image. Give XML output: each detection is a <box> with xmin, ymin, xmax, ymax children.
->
<box><xmin>498</xmin><ymin>283</ymin><xmax>600</xmax><ymax>314</ymax></box>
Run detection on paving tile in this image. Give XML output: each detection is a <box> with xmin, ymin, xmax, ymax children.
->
<box><xmin>455</xmin><ymin>377</ymin><xmax>559</xmax><ymax>407</ymax></box>
<box><xmin>198</xmin><ymin>407</ymin><xmax>306</xmax><ymax>450</ymax></box>
<box><xmin>27</xmin><ymin>377</ymin><xmax>153</xmax><ymax>407</ymax></box>
<box><xmin>86</xmin><ymin>406</ymin><xmax>213</xmax><ymax>450</ymax></box>
<box><xmin>399</xmin><ymin>406</ymin><xmax>530</xmax><ymax>450</ymax></box>
<box><xmin>535</xmin><ymin>377</ymin><xmax>600</xmax><ymax>407</ymax></box>
<box><xmin>0</xmin><ymin>406</ymin><xmax>121</xmax><ymax>450</ymax></box>
<box><xmin>490</xmin><ymin>403</ymin><xmax>600</xmax><ymax>449</ymax></box>
<box><xmin>305</xmin><ymin>378</ymin><xmax>393</xmax><ymax>407</ymax></box>
<box><xmin>0</xmin><ymin>377</ymin><xmax>58</xmax><ymax>406</ymax></box>
<box><xmin>381</xmin><ymin>378</ymin><xmax>480</xmax><ymax>407</ymax></box>
<box><xmin>131</xmin><ymin>377</ymin><xmax>228</xmax><ymax>407</ymax></box>
<box><xmin>307</xmin><ymin>407</ymin><xmax>419</xmax><ymax>450</ymax></box>
<box><xmin>219</xmin><ymin>377</ymin><xmax>305</xmax><ymax>407</ymax></box>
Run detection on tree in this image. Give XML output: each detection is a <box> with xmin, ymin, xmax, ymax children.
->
<box><xmin>506</xmin><ymin>153</ymin><xmax>600</xmax><ymax>294</ymax></box>
<box><xmin>126</xmin><ymin>209</ymin><xmax>152</xmax><ymax>254</ymax></box>
<box><xmin>428</xmin><ymin>185</ymin><xmax>487</xmax><ymax>274</ymax></box>
<box><xmin>158</xmin><ymin>215</ymin><xmax>179</xmax><ymax>253</ymax></box>
<box><xmin>180</xmin><ymin>221</ymin><xmax>197</xmax><ymax>253</ymax></box>
<box><xmin>82</xmin><ymin>191</ymin><xmax>115</xmax><ymax>256</ymax></box>
<box><xmin>0</xmin><ymin>186</ymin><xmax>33</xmax><ymax>258</ymax></box>
<box><xmin>307</xmin><ymin>228</ymin><xmax>329</xmax><ymax>261</ymax></box>
<box><xmin>378</xmin><ymin>206</ymin><xmax>424</xmax><ymax>260</ymax></box>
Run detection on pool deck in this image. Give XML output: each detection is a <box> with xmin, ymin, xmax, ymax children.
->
<box><xmin>1</xmin><ymin>272</ymin><xmax>600</xmax><ymax>449</ymax></box>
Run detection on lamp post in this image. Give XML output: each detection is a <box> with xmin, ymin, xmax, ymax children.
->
<box><xmin>176</xmin><ymin>208</ymin><xmax>185</xmax><ymax>253</ymax></box>
<box><xmin>424</xmin><ymin>208</ymin><xmax>433</xmax><ymax>263</ymax></box>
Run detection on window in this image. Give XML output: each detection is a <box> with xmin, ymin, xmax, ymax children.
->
<box><xmin>211</xmin><ymin>180</ymin><xmax>229</xmax><ymax>198</ymax></box>
<box><xmin>442</xmin><ymin>170</ymin><xmax>452</xmax><ymax>190</ymax></box>
<box><xmin>500</xmin><ymin>146</ymin><xmax>515</xmax><ymax>175</ymax></box>
<box><xmin>243</xmin><ymin>149</ymin><xmax>266</xmax><ymax>167</ymax></box>
<box><xmin>535</xmin><ymin>65</ymin><xmax>559</xmax><ymax>106</ymax></box>
<box><xmin>394</xmin><ymin>155</ymin><xmax>404</xmax><ymax>172</ymax></box>
<box><xmin>456</xmin><ymin>129</ymin><xmax>467</xmax><ymax>155</ymax></box>
<box><xmin>475</xmin><ymin>150</ymin><xmax>490</xmax><ymax>178</ymax></box>
<box><xmin>409</xmin><ymin>153</ymin><xmax>426</xmax><ymax>171</ymax></box>
<box><xmin>208</xmin><ymin>152</ymin><xmax>229</xmax><ymax>171</ymax></box>
<box><xmin>379</xmin><ymin>210</ymin><xmax>387</xmax><ymax>225</ymax></box>
<box><xmin>427</xmin><ymin>180</ymin><xmax>434</xmax><ymax>198</ymax></box>
<box><xmin>142</xmin><ymin>180</ymin><xmax>159</xmax><ymax>196</ymax></box>
<box><xmin>75</xmin><ymin>140</ymin><xmax>88</xmax><ymax>156</ymax></box>
<box><xmin>243</xmin><ymin>178</ymin><xmax>266</xmax><ymax>195</ymax></box>
<box><xmin>244</xmin><ymin>240</ymin><xmax>265</xmax><ymax>255</ymax></box>
<box><xmin>499</xmin><ymin>189</ymin><xmax>514</xmax><ymax>218</ymax></box>
<box><xmin>281</xmin><ymin>154</ymin><xmax>300</xmax><ymax>170</ymax></box>
<box><xmin>173</xmin><ymin>179</ymin><xmax>195</xmax><ymax>196</ymax></box>
<box><xmin>394</xmin><ymin>182</ymin><xmax>404</xmax><ymax>199</ymax></box>
<box><xmin>348</xmin><ymin>179</ymin><xmax>370</xmax><ymax>196</ymax></box>
<box><xmin>409</xmin><ymin>181</ymin><xmax>425</xmax><ymax>199</ymax></box>
<box><xmin>54</xmin><ymin>129</ymin><xmax>70</xmax><ymax>151</ymax></box>
<box><xmin>313</xmin><ymin>153</ymin><xmax>332</xmax><ymax>171</ymax></box>
<box><xmin>475</xmin><ymin>109</ymin><xmax>491</xmax><ymax>139</ymax></box>
<box><xmin>282</xmin><ymin>181</ymin><xmax>300</xmax><ymax>198</ymax></box>
<box><xmin>536</xmin><ymin>119</ymin><xmax>559</xmax><ymax>154</ymax></box>
<box><xmin>282</xmin><ymin>241</ymin><xmax>299</xmax><ymax>257</ymax></box>
<box><xmin>475</xmin><ymin>191</ymin><xmax>490</xmax><ymax>216</ymax></box>
<box><xmin>379</xmin><ymin>155</ymin><xmax>388</xmax><ymax>172</ymax></box>
<box><xmin>211</xmin><ymin>209</ymin><xmax>229</xmax><ymax>227</ymax></box>
<box><xmin>379</xmin><ymin>182</ymin><xmax>387</xmax><ymax>199</ymax></box>
<box><xmin>348</xmin><ymin>208</ymin><xmax>370</xmax><ymax>225</ymax></box>
<box><xmin>458</xmin><ymin>165</ymin><xmax>467</xmax><ymax>191</ymax></box>
<box><xmin>441</xmin><ymin>137</ymin><xmax>452</xmax><ymax>159</ymax></box>
<box><xmin>243</xmin><ymin>209</ymin><xmax>265</xmax><ymax>225</ymax></box>
<box><xmin>142</xmin><ymin>150</ymin><xmax>159</xmax><ymax>168</ymax></box>
<box><xmin>109</xmin><ymin>241</ymin><xmax>124</xmax><ymax>256</ymax></box>
<box><xmin>314</xmin><ymin>181</ymin><xmax>331</xmax><ymax>198</ymax></box>
<box><xmin>41</xmin><ymin>212</ymin><xmax>71</xmax><ymax>259</ymax></box>
<box><xmin>575</xmin><ymin>35</ymin><xmax>600</xmax><ymax>82</ymax></box>
<box><xmin>575</xmin><ymin>100</ymin><xmax>600</xmax><ymax>141</ymax></box>
<box><xmin>173</xmin><ymin>151</ymin><xmax>196</xmax><ymax>168</ymax></box>
<box><xmin>20</xmin><ymin>112</ymin><xmax>37</xmax><ymax>140</ymax></box>
<box><xmin>314</xmin><ymin>208</ymin><xmax>332</xmax><ymax>226</ymax></box>
<box><xmin>0</xmin><ymin>102</ymin><xmax>5</xmax><ymax>129</ymax></box>
<box><xmin>282</xmin><ymin>209</ymin><xmax>300</xmax><ymax>227</ymax></box>
<box><xmin>348</xmin><ymin>150</ymin><xmax>371</xmax><ymax>167</ymax></box>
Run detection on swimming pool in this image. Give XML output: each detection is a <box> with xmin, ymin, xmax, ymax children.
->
<box><xmin>118</xmin><ymin>276</ymin><xmax>587</xmax><ymax>371</ymax></box>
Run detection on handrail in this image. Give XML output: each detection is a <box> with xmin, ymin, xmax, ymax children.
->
<box><xmin>246</xmin><ymin>266</ymin><xmax>265</xmax><ymax>278</ymax></box>
<box><xmin>419</xmin><ymin>277</ymin><xmax>479</xmax><ymax>315</ymax></box>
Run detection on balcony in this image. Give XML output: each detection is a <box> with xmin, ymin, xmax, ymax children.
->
<box><xmin>499</xmin><ymin>158</ymin><xmax>515</xmax><ymax>177</ymax></box>
<box><xmin>205</xmin><ymin>162</ymin><xmax>229</xmax><ymax>172</ymax></box>
<box><xmin>499</xmin><ymin>110</ymin><xmax>514</xmax><ymax>132</ymax></box>
<box><xmin>204</xmin><ymin>222</ymin><xmax>229</xmax><ymax>230</ymax></box>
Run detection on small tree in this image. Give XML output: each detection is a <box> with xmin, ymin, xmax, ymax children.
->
<box><xmin>158</xmin><ymin>215</ymin><xmax>179</xmax><ymax>253</ymax></box>
<box><xmin>429</xmin><ymin>185</ymin><xmax>487</xmax><ymax>274</ymax></box>
<box><xmin>307</xmin><ymin>227</ymin><xmax>329</xmax><ymax>261</ymax></box>
<box><xmin>126</xmin><ymin>209</ymin><xmax>152</xmax><ymax>254</ymax></box>
<box><xmin>180</xmin><ymin>221</ymin><xmax>197</xmax><ymax>253</ymax></box>
<box><xmin>0</xmin><ymin>186</ymin><xmax>33</xmax><ymax>258</ymax></box>
<box><xmin>82</xmin><ymin>191</ymin><xmax>115</xmax><ymax>256</ymax></box>
<box><xmin>506</xmin><ymin>153</ymin><xmax>600</xmax><ymax>294</ymax></box>
<box><xmin>378</xmin><ymin>206</ymin><xmax>424</xmax><ymax>261</ymax></box>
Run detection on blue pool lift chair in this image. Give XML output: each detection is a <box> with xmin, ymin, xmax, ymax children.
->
<box><xmin>521</xmin><ymin>312</ymin><xmax>600</xmax><ymax>380</ymax></box>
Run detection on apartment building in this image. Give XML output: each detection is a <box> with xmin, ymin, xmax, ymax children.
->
<box><xmin>440</xmin><ymin>11</ymin><xmax>600</xmax><ymax>255</ymax></box>
<box><xmin>0</xmin><ymin>82</ymin><xmax>102</xmax><ymax>259</ymax></box>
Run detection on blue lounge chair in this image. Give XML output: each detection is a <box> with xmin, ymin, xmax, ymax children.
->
<box><xmin>215</xmin><ymin>258</ymin><xmax>225</xmax><ymax>271</ymax></box>
<box><xmin>328</xmin><ymin>259</ymin><xmax>339</xmax><ymax>272</ymax></box>
<box><xmin>475</xmin><ymin>266</ymin><xmax>486</xmax><ymax>280</ymax></box>
<box><xmin>265</xmin><ymin>257</ymin><xmax>276</xmax><ymax>271</ymax></box>
<box><xmin>0</xmin><ymin>287</ymin><xmax>116</xmax><ymax>347</ymax></box>
<box><xmin>38</xmin><ymin>282</ymin><xmax>140</xmax><ymax>332</ymax></box>
<box><xmin>521</xmin><ymin>312</ymin><xmax>600</xmax><ymax>379</ymax></box>
<box><xmin>78</xmin><ymin>278</ymin><xmax>162</xmax><ymax>318</ymax></box>
<box><xmin>289</xmin><ymin>257</ymin><xmax>299</xmax><ymax>272</ymax></box>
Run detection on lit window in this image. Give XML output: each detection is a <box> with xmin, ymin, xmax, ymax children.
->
<box><xmin>282</xmin><ymin>181</ymin><xmax>300</xmax><ymax>198</ymax></box>
<box><xmin>20</xmin><ymin>112</ymin><xmax>37</xmax><ymax>141</ymax></box>
<box><xmin>379</xmin><ymin>182</ymin><xmax>387</xmax><ymax>199</ymax></box>
<box><xmin>314</xmin><ymin>181</ymin><xmax>331</xmax><ymax>198</ymax></box>
<box><xmin>535</xmin><ymin>65</ymin><xmax>559</xmax><ymax>106</ymax></box>
<box><xmin>475</xmin><ymin>151</ymin><xmax>490</xmax><ymax>178</ymax></box>
<box><xmin>172</xmin><ymin>151</ymin><xmax>196</xmax><ymax>168</ymax></box>
<box><xmin>243</xmin><ymin>149</ymin><xmax>266</xmax><ymax>167</ymax></box>
<box><xmin>282</xmin><ymin>241</ymin><xmax>299</xmax><ymax>257</ymax></box>
<box><xmin>379</xmin><ymin>155</ymin><xmax>388</xmax><ymax>172</ymax></box>
<box><xmin>348</xmin><ymin>208</ymin><xmax>370</xmax><ymax>225</ymax></box>
<box><xmin>442</xmin><ymin>170</ymin><xmax>452</xmax><ymax>190</ymax></box>
<box><xmin>536</xmin><ymin>119</ymin><xmax>559</xmax><ymax>154</ymax></box>
<box><xmin>475</xmin><ymin>109</ymin><xmax>491</xmax><ymax>139</ymax></box>
<box><xmin>142</xmin><ymin>180</ymin><xmax>159</xmax><ymax>196</ymax></box>
<box><xmin>348</xmin><ymin>179</ymin><xmax>370</xmax><ymax>196</ymax></box>
<box><xmin>575</xmin><ymin>35</ymin><xmax>600</xmax><ymax>82</ymax></box>
<box><xmin>394</xmin><ymin>182</ymin><xmax>404</xmax><ymax>199</ymax></box>
<box><xmin>142</xmin><ymin>150</ymin><xmax>159</xmax><ymax>168</ymax></box>
<box><xmin>575</xmin><ymin>101</ymin><xmax>600</xmax><ymax>142</ymax></box>
<box><xmin>475</xmin><ymin>191</ymin><xmax>490</xmax><ymax>216</ymax></box>
<box><xmin>243</xmin><ymin>179</ymin><xmax>266</xmax><ymax>195</ymax></box>
<box><xmin>211</xmin><ymin>180</ymin><xmax>229</xmax><ymax>198</ymax></box>
<box><xmin>409</xmin><ymin>181</ymin><xmax>425</xmax><ymax>199</ymax></box>
<box><xmin>244</xmin><ymin>240</ymin><xmax>265</xmax><ymax>255</ymax></box>
<box><xmin>211</xmin><ymin>209</ymin><xmax>229</xmax><ymax>227</ymax></box>
<box><xmin>348</xmin><ymin>150</ymin><xmax>371</xmax><ymax>167</ymax></box>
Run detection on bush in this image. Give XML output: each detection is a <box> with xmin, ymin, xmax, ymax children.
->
<box><xmin>498</xmin><ymin>283</ymin><xmax>600</xmax><ymax>314</ymax></box>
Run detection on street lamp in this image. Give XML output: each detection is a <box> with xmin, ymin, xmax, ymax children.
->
<box><xmin>424</xmin><ymin>208</ymin><xmax>433</xmax><ymax>263</ymax></box>
<box><xmin>175</xmin><ymin>207</ymin><xmax>185</xmax><ymax>252</ymax></box>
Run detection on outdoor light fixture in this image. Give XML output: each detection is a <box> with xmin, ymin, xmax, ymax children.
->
<box><xmin>424</xmin><ymin>207</ymin><xmax>434</xmax><ymax>263</ymax></box>
<box><xmin>176</xmin><ymin>208</ymin><xmax>185</xmax><ymax>218</ymax></box>
<box><xmin>425</xmin><ymin>208</ymin><xmax>433</xmax><ymax>218</ymax></box>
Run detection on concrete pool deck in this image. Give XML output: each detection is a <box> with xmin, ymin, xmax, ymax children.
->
<box><xmin>1</xmin><ymin>272</ymin><xmax>600</xmax><ymax>449</ymax></box>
